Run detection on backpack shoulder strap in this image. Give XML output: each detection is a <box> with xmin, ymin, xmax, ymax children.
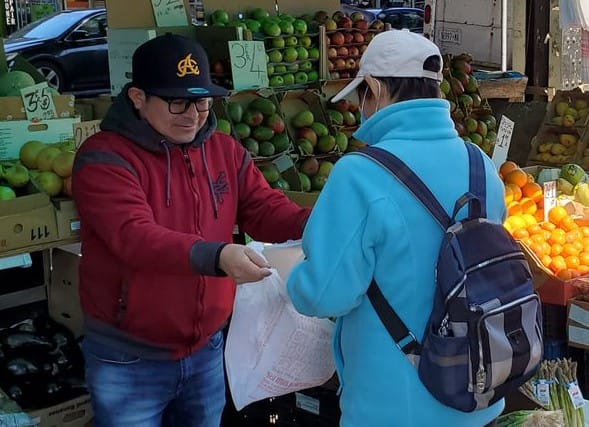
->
<box><xmin>464</xmin><ymin>143</ymin><xmax>487</xmax><ymax>218</ymax></box>
<box><xmin>355</xmin><ymin>146</ymin><xmax>451</xmax><ymax>229</ymax></box>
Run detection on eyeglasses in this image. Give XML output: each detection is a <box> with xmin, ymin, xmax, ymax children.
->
<box><xmin>148</xmin><ymin>93</ymin><xmax>213</xmax><ymax>114</ymax></box>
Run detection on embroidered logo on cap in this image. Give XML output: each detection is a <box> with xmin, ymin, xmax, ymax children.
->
<box><xmin>177</xmin><ymin>53</ymin><xmax>200</xmax><ymax>77</ymax></box>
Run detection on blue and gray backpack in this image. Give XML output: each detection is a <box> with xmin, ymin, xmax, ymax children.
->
<box><xmin>356</xmin><ymin>143</ymin><xmax>543</xmax><ymax>412</ymax></box>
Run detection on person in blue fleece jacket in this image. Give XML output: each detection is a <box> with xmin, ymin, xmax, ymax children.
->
<box><xmin>287</xmin><ymin>30</ymin><xmax>507</xmax><ymax>427</ymax></box>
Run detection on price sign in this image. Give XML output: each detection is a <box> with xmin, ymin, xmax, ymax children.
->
<box><xmin>73</xmin><ymin>120</ymin><xmax>101</xmax><ymax>150</ymax></box>
<box><xmin>567</xmin><ymin>382</ymin><xmax>585</xmax><ymax>409</ymax></box>
<box><xmin>150</xmin><ymin>0</ymin><xmax>189</xmax><ymax>27</ymax></box>
<box><xmin>492</xmin><ymin>115</ymin><xmax>515</xmax><ymax>170</ymax></box>
<box><xmin>543</xmin><ymin>180</ymin><xmax>557</xmax><ymax>222</ymax></box>
<box><xmin>229</xmin><ymin>41</ymin><xmax>269</xmax><ymax>90</ymax></box>
<box><xmin>535</xmin><ymin>381</ymin><xmax>550</xmax><ymax>405</ymax></box>
<box><xmin>20</xmin><ymin>83</ymin><xmax>57</xmax><ymax>121</ymax></box>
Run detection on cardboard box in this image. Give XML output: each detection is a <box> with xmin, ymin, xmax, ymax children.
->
<box><xmin>105</xmin><ymin>0</ymin><xmax>190</xmax><ymax>29</ymax></box>
<box><xmin>200</xmin><ymin>0</ymin><xmax>276</xmax><ymax>18</ymax></box>
<box><xmin>0</xmin><ymin>193</ymin><xmax>59</xmax><ymax>254</ymax></box>
<box><xmin>542</xmin><ymin>88</ymin><xmax>589</xmax><ymax>128</ymax></box>
<box><xmin>526</xmin><ymin>125</ymin><xmax>586</xmax><ymax>168</ymax></box>
<box><xmin>0</xmin><ymin>117</ymin><xmax>80</xmax><ymax>161</ymax></box>
<box><xmin>0</xmin><ymin>95</ymin><xmax>76</xmax><ymax>121</ymax></box>
<box><xmin>49</xmin><ymin>243</ymin><xmax>83</xmax><ymax>338</ymax></box>
<box><xmin>107</xmin><ymin>26</ymin><xmax>199</xmax><ymax>96</ymax></box>
<box><xmin>277</xmin><ymin>0</ymin><xmax>340</xmax><ymax>18</ymax></box>
<box><xmin>319</xmin><ymin>79</ymin><xmax>360</xmax><ymax>138</ymax></box>
<box><xmin>28</xmin><ymin>394</ymin><xmax>92</xmax><ymax>427</ymax></box>
<box><xmin>567</xmin><ymin>297</ymin><xmax>589</xmax><ymax>350</ymax></box>
<box><xmin>53</xmin><ymin>199</ymin><xmax>80</xmax><ymax>240</ymax></box>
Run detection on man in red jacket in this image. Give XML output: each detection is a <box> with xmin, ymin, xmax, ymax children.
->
<box><xmin>72</xmin><ymin>34</ymin><xmax>310</xmax><ymax>427</ymax></box>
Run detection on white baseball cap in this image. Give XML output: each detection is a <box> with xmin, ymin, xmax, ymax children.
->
<box><xmin>331</xmin><ymin>29</ymin><xmax>443</xmax><ymax>102</ymax></box>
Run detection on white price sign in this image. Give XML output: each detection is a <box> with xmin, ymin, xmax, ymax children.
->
<box><xmin>543</xmin><ymin>180</ymin><xmax>558</xmax><ymax>222</ymax></box>
<box><xmin>20</xmin><ymin>82</ymin><xmax>57</xmax><ymax>121</ymax></box>
<box><xmin>492</xmin><ymin>115</ymin><xmax>515</xmax><ymax>170</ymax></box>
<box><xmin>567</xmin><ymin>382</ymin><xmax>585</xmax><ymax>409</ymax></box>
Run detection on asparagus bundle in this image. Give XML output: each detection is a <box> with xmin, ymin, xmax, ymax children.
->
<box><xmin>519</xmin><ymin>358</ymin><xmax>585</xmax><ymax>427</ymax></box>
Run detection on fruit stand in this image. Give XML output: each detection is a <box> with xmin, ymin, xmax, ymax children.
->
<box><xmin>3</xmin><ymin>0</ymin><xmax>589</xmax><ymax>425</ymax></box>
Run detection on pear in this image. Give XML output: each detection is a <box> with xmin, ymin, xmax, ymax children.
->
<box><xmin>4</xmin><ymin>164</ymin><xmax>30</xmax><ymax>188</ymax></box>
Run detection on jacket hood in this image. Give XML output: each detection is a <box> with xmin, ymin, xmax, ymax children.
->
<box><xmin>100</xmin><ymin>83</ymin><xmax>217</xmax><ymax>153</ymax></box>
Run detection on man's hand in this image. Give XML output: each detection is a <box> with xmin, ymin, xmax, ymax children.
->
<box><xmin>219</xmin><ymin>244</ymin><xmax>272</xmax><ymax>284</ymax></box>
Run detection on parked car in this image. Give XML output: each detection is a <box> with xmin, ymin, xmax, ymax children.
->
<box><xmin>376</xmin><ymin>7</ymin><xmax>424</xmax><ymax>33</ymax></box>
<box><xmin>4</xmin><ymin>8</ymin><xmax>109</xmax><ymax>94</ymax></box>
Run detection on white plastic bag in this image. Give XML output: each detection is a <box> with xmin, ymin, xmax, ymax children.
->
<box><xmin>224</xmin><ymin>241</ymin><xmax>335</xmax><ymax>411</ymax></box>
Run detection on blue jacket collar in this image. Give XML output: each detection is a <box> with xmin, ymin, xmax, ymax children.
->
<box><xmin>354</xmin><ymin>98</ymin><xmax>458</xmax><ymax>146</ymax></box>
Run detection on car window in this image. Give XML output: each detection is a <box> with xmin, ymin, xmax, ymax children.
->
<box><xmin>72</xmin><ymin>14</ymin><xmax>107</xmax><ymax>39</ymax></box>
<box><xmin>7</xmin><ymin>12</ymin><xmax>85</xmax><ymax>39</ymax></box>
<box><xmin>382</xmin><ymin>10</ymin><xmax>423</xmax><ymax>31</ymax></box>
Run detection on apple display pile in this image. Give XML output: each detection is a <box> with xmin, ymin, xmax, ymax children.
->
<box><xmin>324</xmin><ymin>11</ymin><xmax>385</xmax><ymax>80</ymax></box>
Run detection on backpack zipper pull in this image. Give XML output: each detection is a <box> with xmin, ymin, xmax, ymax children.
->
<box><xmin>475</xmin><ymin>367</ymin><xmax>486</xmax><ymax>393</ymax></box>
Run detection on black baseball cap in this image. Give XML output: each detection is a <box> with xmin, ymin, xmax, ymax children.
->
<box><xmin>132</xmin><ymin>33</ymin><xmax>228</xmax><ymax>98</ymax></box>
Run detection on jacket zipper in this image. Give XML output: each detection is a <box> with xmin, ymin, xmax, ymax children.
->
<box><xmin>180</xmin><ymin>145</ymin><xmax>203</xmax><ymax>348</ymax></box>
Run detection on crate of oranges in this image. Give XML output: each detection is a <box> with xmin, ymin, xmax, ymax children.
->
<box><xmin>501</xmin><ymin>161</ymin><xmax>589</xmax><ymax>305</ymax></box>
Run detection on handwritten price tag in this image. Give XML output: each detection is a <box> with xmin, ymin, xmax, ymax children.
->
<box><xmin>73</xmin><ymin>120</ymin><xmax>101</xmax><ymax>150</ymax></box>
<box><xmin>491</xmin><ymin>115</ymin><xmax>515</xmax><ymax>170</ymax></box>
<box><xmin>20</xmin><ymin>83</ymin><xmax>57</xmax><ymax>121</ymax></box>
<box><xmin>229</xmin><ymin>41</ymin><xmax>269</xmax><ymax>90</ymax></box>
<box><xmin>543</xmin><ymin>181</ymin><xmax>557</xmax><ymax>222</ymax></box>
<box><xmin>150</xmin><ymin>0</ymin><xmax>188</xmax><ymax>27</ymax></box>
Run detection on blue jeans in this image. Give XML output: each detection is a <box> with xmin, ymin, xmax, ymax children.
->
<box><xmin>82</xmin><ymin>331</ymin><xmax>226</xmax><ymax>427</ymax></box>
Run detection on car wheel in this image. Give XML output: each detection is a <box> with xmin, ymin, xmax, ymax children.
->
<box><xmin>34</xmin><ymin>61</ymin><xmax>64</xmax><ymax>92</ymax></box>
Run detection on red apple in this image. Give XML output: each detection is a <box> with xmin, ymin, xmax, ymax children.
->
<box><xmin>296</xmin><ymin>127</ymin><xmax>318</xmax><ymax>146</ymax></box>
<box><xmin>337</xmin><ymin>46</ymin><xmax>349</xmax><ymax>57</ymax></box>
<box><xmin>328</xmin><ymin>60</ymin><xmax>335</xmax><ymax>71</ymax></box>
<box><xmin>330</xmin><ymin>32</ymin><xmax>345</xmax><ymax>46</ymax></box>
<box><xmin>364</xmin><ymin>32</ymin><xmax>375</xmax><ymax>42</ymax></box>
<box><xmin>338</xmin><ymin>17</ymin><xmax>353</xmax><ymax>28</ymax></box>
<box><xmin>334</xmin><ymin>58</ymin><xmax>346</xmax><ymax>69</ymax></box>
<box><xmin>354</xmin><ymin>20</ymin><xmax>369</xmax><ymax>31</ymax></box>
<box><xmin>348</xmin><ymin>46</ymin><xmax>360</xmax><ymax>56</ymax></box>
<box><xmin>328</xmin><ymin>47</ymin><xmax>338</xmax><ymax>58</ymax></box>
<box><xmin>335</xmin><ymin>99</ymin><xmax>351</xmax><ymax>113</ymax></box>
<box><xmin>353</xmin><ymin>32</ymin><xmax>364</xmax><ymax>43</ymax></box>
<box><xmin>359</xmin><ymin>44</ymin><xmax>368</xmax><ymax>54</ymax></box>
<box><xmin>371</xmin><ymin>20</ymin><xmax>384</xmax><ymax>31</ymax></box>
<box><xmin>348</xmin><ymin>103</ymin><xmax>359</xmax><ymax>113</ymax></box>
<box><xmin>343</xmin><ymin>32</ymin><xmax>354</xmax><ymax>44</ymax></box>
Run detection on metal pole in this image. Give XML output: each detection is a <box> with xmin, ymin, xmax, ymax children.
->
<box><xmin>501</xmin><ymin>0</ymin><xmax>507</xmax><ymax>71</ymax></box>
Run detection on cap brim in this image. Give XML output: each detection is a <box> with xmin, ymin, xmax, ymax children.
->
<box><xmin>148</xmin><ymin>83</ymin><xmax>229</xmax><ymax>98</ymax></box>
<box><xmin>330</xmin><ymin>75</ymin><xmax>364</xmax><ymax>103</ymax></box>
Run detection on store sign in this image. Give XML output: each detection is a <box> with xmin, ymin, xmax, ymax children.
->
<box><xmin>73</xmin><ymin>120</ymin><xmax>101</xmax><ymax>149</ymax></box>
<box><xmin>228</xmin><ymin>41</ymin><xmax>269</xmax><ymax>90</ymax></box>
<box><xmin>5</xmin><ymin>0</ymin><xmax>16</xmax><ymax>26</ymax></box>
<box><xmin>543</xmin><ymin>181</ymin><xmax>557</xmax><ymax>222</ymax></box>
<box><xmin>20</xmin><ymin>83</ymin><xmax>58</xmax><ymax>121</ymax></box>
<box><xmin>150</xmin><ymin>0</ymin><xmax>189</xmax><ymax>27</ymax></box>
<box><xmin>491</xmin><ymin>115</ymin><xmax>515</xmax><ymax>170</ymax></box>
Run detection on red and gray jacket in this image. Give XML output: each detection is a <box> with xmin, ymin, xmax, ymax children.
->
<box><xmin>72</xmin><ymin>86</ymin><xmax>310</xmax><ymax>360</ymax></box>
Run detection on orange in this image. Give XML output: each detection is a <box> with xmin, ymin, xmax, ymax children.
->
<box><xmin>573</xmin><ymin>240</ymin><xmax>585</xmax><ymax>253</ymax></box>
<box><xmin>522</xmin><ymin>182</ymin><xmax>543</xmax><ymax>203</ymax></box>
<box><xmin>527</xmin><ymin>173</ymin><xmax>535</xmax><ymax>184</ymax></box>
<box><xmin>541</xmin><ymin>230</ymin><xmax>553</xmax><ymax>241</ymax></box>
<box><xmin>581</xmin><ymin>227</ymin><xmax>589</xmax><ymax>237</ymax></box>
<box><xmin>505</xmin><ymin>169</ymin><xmax>529</xmax><ymax>188</ymax></box>
<box><xmin>534</xmin><ymin>209</ymin><xmax>545</xmax><ymax>222</ymax></box>
<box><xmin>499</xmin><ymin>161</ymin><xmax>520</xmax><ymax>179</ymax></box>
<box><xmin>537</xmin><ymin>198</ymin><xmax>544</xmax><ymax>209</ymax></box>
<box><xmin>541</xmin><ymin>254</ymin><xmax>552</xmax><ymax>268</ymax></box>
<box><xmin>504</xmin><ymin>185</ymin><xmax>514</xmax><ymax>205</ymax></box>
<box><xmin>506</xmin><ymin>183</ymin><xmax>523</xmax><ymax>202</ymax></box>
<box><xmin>542</xmin><ymin>221</ymin><xmax>556</xmax><ymax>231</ymax></box>
<box><xmin>550</xmin><ymin>243</ymin><xmax>564</xmax><ymax>256</ymax></box>
<box><xmin>566</xmin><ymin>255</ymin><xmax>581</xmax><ymax>270</ymax></box>
<box><xmin>562</xmin><ymin>243</ymin><xmax>581</xmax><ymax>257</ymax></box>
<box><xmin>541</xmin><ymin>241</ymin><xmax>552</xmax><ymax>255</ymax></box>
<box><xmin>557</xmin><ymin>268</ymin><xmax>574</xmax><ymax>280</ymax></box>
<box><xmin>530</xmin><ymin>233</ymin><xmax>545</xmax><ymax>244</ymax></box>
<box><xmin>560</xmin><ymin>216</ymin><xmax>579</xmax><ymax>232</ymax></box>
<box><xmin>549</xmin><ymin>229</ymin><xmax>566</xmax><ymax>245</ymax></box>
<box><xmin>579</xmin><ymin>252</ymin><xmax>589</xmax><ymax>266</ymax></box>
<box><xmin>529</xmin><ymin>242</ymin><xmax>546</xmax><ymax>257</ymax></box>
<box><xmin>520</xmin><ymin>198</ymin><xmax>537</xmax><ymax>215</ymax></box>
<box><xmin>565</xmin><ymin>229</ymin><xmax>581</xmax><ymax>243</ymax></box>
<box><xmin>520</xmin><ymin>236</ymin><xmax>533</xmax><ymax>246</ymax></box>
<box><xmin>527</xmin><ymin>224</ymin><xmax>543</xmax><ymax>235</ymax></box>
<box><xmin>507</xmin><ymin>201</ymin><xmax>523</xmax><ymax>216</ymax></box>
<box><xmin>521</xmin><ymin>213</ymin><xmax>537</xmax><ymax>226</ymax></box>
<box><xmin>549</xmin><ymin>206</ymin><xmax>569</xmax><ymax>225</ymax></box>
<box><xmin>550</xmin><ymin>255</ymin><xmax>567</xmax><ymax>273</ymax></box>
<box><xmin>579</xmin><ymin>265</ymin><xmax>589</xmax><ymax>275</ymax></box>
<box><xmin>513</xmin><ymin>228</ymin><xmax>530</xmax><ymax>239</ymax></box>
<box><xmin>505</xmin><ymin>215</ymin><xmax>527</xmax><ymax>230</ymax></box>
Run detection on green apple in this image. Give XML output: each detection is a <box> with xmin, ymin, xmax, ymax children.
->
<box><xmin>308</xmin><ymin>47</ymin><xmax>320</xmax><ymax>60</ymax></box>
<box><xmin>295</xmin><ymin>72</ymin><xmax>308</xmax><ymax>84</ymax></box>
<box><xmin>299</xmin><ymin>36</ymin><xmax>312</xmax><ymax>48</ymax></box>
<box><xmin>296</xmin><ymin>47</ymin><xmax>309</xmax><ymax>60</ymax></box>
<box><xmin>283</xmin><ymin>73</ymin><xmax>295</xmax><ymax>86</ymax></box>
<box><xmin>268</xmin><ymin>50</ymin><xmax>283</xmax><ymax>63</ymax></box>
<box><xmin>271</xmin><ymin>37</ymin><xmax>285</xmax><ymax>49</ymax></box>
<box><xmin>283</xmin><ymin>47</ymin><xmax>298</xmax><ymax>63</ymax></box>
<box><xmin>300</xmin><ymin>60</ymin><xmax>313</xmax><ymax>71</ymax></box>
<box><xmin>269</xmin><ymin>75</ymin><xmax>284</xmax><ymax>87</ymax></box>
<box><xmin>285</xmin><ymin>36</ymin><xmax>298</xmax><ymax>47</ymax></box>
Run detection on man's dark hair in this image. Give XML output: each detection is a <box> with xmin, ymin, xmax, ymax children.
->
<box><xmin>359</xmin><ymin>55</ymin><xmax>442</xmax><ymax>102</ymax></box>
